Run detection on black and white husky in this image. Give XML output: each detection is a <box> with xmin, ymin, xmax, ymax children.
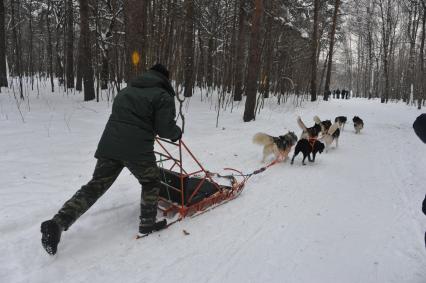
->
<box><xmin>353</xmin><ymin>116</ymin><xmax>364</xmax><ymax>134</ymax></box>
<box><xmin>335</xmin><ymin>116</ymin><xmax>347</xmax><ymax>130</ymax></box>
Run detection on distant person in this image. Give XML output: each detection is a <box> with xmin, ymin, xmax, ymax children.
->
<box><xmin>332</xmin><ymin>90</ymin><xmax>336</xmax><ymax>99</ymax></box>
<box><xmin>40</xmin><ymin>64</ymin><xmax>182</xmax><ymax>255</ymax></box>
<box><xmin>336</xmin><ymin>89</ymin><xmax>341</xmax><ymax>99</ymax></box>
<box><xmin>413</xmin><ymin>113</ymin><xmax>426</xmax><ymax>247</ymax></box>
<box><xmin>346</xmin><ymin>90</ymin><xmax>350</xmax><ymax>99</ymax></box>
<box><xmin>325</xmin><ymin>90</ymin><xmax>331</xmax><ymax>101</ymax></box>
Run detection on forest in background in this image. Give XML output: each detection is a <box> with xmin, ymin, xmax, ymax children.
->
<box><xmin>0</xmin><ymin>0</ymin><xmax>425</xmax><ymax>122</ymax></box>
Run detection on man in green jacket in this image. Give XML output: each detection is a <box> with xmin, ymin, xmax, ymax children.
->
<box><xmin>41</xmin><ymin>64</ymin><xmax>182</xmax><ymax>255</ymax></box>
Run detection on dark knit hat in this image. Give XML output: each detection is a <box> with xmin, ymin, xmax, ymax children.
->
<box><xmin>150</xmin><ymin>64</ymin><xmax>170</xmax><ymax>79</ymax></box>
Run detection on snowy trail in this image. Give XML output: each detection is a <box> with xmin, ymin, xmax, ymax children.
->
<box><xmin>0</xmin><ymin>91</ymin><xmax>425</xmax><ymax>283</ymax></box>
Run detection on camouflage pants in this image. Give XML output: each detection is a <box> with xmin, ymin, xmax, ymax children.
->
<box><xmin>52</xmin><ymin>158</ymin><xmax>160</xmax><ymax>231</ymax></box>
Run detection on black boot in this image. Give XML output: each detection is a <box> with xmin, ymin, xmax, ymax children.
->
<box><xmin>139</xmin><ymin>219</ymin><xmax>167</xmax><ymax>235</ymax></box>
<box><xmin>41</xmin><ymin>220</ymin><xmax>63</xmax><ymax>255</ymax></box>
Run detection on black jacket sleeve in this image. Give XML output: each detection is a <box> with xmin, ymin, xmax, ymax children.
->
<box><xmin>154</xmin><ymin>93</ymin><xmax>182</xmax><ymax>140</ymax></box>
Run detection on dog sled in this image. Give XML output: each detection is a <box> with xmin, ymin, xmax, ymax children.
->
<box><xmin>154</xmin><ymin>138</ymin><xmax>248</xmax><ymax>220</ymax></box>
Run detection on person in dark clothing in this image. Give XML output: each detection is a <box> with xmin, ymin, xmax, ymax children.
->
<box><xmin>336</xmin><ymin>89</ymin><xmax>341</xmax><ymax>99</ymax></box>
<box><xmin>324</xmin><ymin>90</ymin><xmax>331</xmax><ymax>101</ymax></box>
<box><xmin>40</xmin><ymin>64</ymin><xmax>182</xmax><ymax>255</ymax></box>
<box><xmin>413</xmin><ymin>113</ymin><xmax>426</xmax><ymax>248</ymax></box>
<box><xmin>413</xmin><ymin>115</ymin><xmax>426</xmax><ymax>212</ymax></box>
<box><xmin>413</xmin><ymin>114</ymin><xmax>426</xmax><ymax>144</ymax></box>
<box><xmin>332</xmin><ymin>90</ymin><xmax>336</xmax><ymax>99</ymax></box>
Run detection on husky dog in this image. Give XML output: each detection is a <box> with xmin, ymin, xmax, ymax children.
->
<box><xmin>321</xmin><ymin>122</ymin><xmax>340</xmax><ymax>152</ymax></box>
<box><xmin>253</xmin><ymin>131</ymin><xmax>298</xmax><ymax>162</ymax></box>
<box><xmin>320</xmin><ymin>119</ymin><xmax>332</xmax><ymax>134</ymax></box>
<box><xmin>290</xmin><ymin>139</ymin><xmax>325</xmax><ymax>165</ymax></box>
<box><xmin>335</xmin><ymin>116</ymin><xmax>347</xmax><ymax>130</ymax></box>
<box><xmin>297</xmin><ymin>116</ymin><xmax>322</xmax><ymax>139</ymax></box>
<box><xmin>352</xmin><ymin>116</ymin><xmax>364</xmax><ymax>134</ymax></box>
<box><xmin>312</xmin><ymin>115</ymin><xmax>334</xmax><ymax>136</ymax></box>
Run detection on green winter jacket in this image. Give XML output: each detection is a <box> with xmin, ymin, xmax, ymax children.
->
<box><xmin>95</xmin><ymin>70</ymin><xmax>182</xmax><ymax>162</ymax></box>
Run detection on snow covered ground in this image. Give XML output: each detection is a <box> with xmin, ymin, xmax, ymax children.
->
<box><xmin>1</xmin><ymin>86</ymin><xmax>425</xmax><ymax>283</ymax></box>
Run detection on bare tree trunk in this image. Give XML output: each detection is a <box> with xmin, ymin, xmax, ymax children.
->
<box><xmin>367</xmin><ymin>0</ymin><xmax>374</xmax><ymax>99</ymax></box>
<box><xmin>66</xmin><ymin>0</ymin><xmax>74</xmax><ymax>88</ymax></box>
<box><xmin>224</xmin><ymin>0</ymin><xmax>238</xmax><ymax>94</ymax></box>
<box><xmin>163</xmin><ymin>0</ymin><xmax>174</xmax><ymax>67</ymax></box>
<box><xmin>318</xmin><ymin>51</ymin><xmax>329</xmax><ymax>97</ymax></box>
<box><xmin>261</xmin><ymin>0</ymin><xmax>275</xmax><ymax>99</ymax></box>
<box><xmin>11</xmin><ymin>0</ymin><xmax>23</xmax><ymax>99</ymax></box>
<box><xmin>28</xmin><ymin>1</ymin><xmax>34</xmax><ymax>89</ymax></box>
<box><xmin>406</xmin><ymin>2</ymin><xmax>420</xmax><ymax>104</ymax></box>
<box><xmin>55</xmin><ymin>24</ymin><xmax>64</xmax><ymax>86</ymax></box>
<box><xmin>0</xmin><ymin>0</ymin><xmax>7</xmax><ymax>87</ymax></box>
<box><xmin>310</xmin><ymin>0</ymin><xmax>320</xmax><ymax>102</ymax></box>
<box><xmin>243</xmin><ymin>0</ymin><xmax>263</xmax><ymax>122</ymax></box>
<box><xmin>324</xmin><ymin>0</ymin><xmax>340</xmax><ymax>101</ymax></box>
<box><xmin>124</xmin><ymin>0</ymin><xmax>146</xmax><ymax>82</ymax></box>
<box><xmin>419</xmin><ymin>1</ymin><xmax>426</xmax><ymax>109</ymax></box>
<box><xmin>76</xmin><ymin>37</ymin><xmax>83</xmax><ymax>91</ymax></box>
<box><xmin>233</xmin><ymin>0</ymin><xmax>246</xmax><ymax>101</ymax></box>
<box><xmin>46</xmin><ymin>0</ymin><xmax>54</xmax><ymax>92</ymax></box>
<box><xmin>156</xmin><ymin>0</ymin><xmax>164</xmax><ymax>62</ymax></box>
<box><xmin>99</xmin><ymin>7</ymin><xmax>117</xmax><ymax>90</ymax></box>
<box><xmin>206</xmin><ymin>36</ymin><xmax>213</xmax><ymax>89</ymax></box>
<box><xmin>196</xmin><ymin>32</ymin><xmax>205</xmax><ymax>88</ymax></box>
<box><xmin>183</xmin><ymin>0</ymin><xmax>194</xmax><ymax>97</ymax></box>
<box><xmin>79</xmin><ymin>0</ymin><xmax>95</xmax><ymax>101</ymax></box>
<box><xmin>378</xmin><ymin>0</ymin><xmax>393</xmax><ymax>103</ymax></box>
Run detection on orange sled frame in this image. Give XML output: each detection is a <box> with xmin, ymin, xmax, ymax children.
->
<box><xmin>155</xmin><ymin>138</ymin><xmax>247</xmax><ymax>219</ymax></box>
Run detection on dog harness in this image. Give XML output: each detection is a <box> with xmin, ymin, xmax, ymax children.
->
<box><xmin>308</xmin><ymin>138</ymin><xmax>316</xmax><ymax>151</ymax></box>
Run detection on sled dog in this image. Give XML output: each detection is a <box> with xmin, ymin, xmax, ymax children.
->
<box><xmin>291</xmin><ymin>139</ymin><xmax>325</xmax><ymax>165</ymax></box>
<box><xmin>335</xmin><ymin>116</ymin><xmax>347</xmax><ymax>130</ymax></box>
<box><xmin>321</xmin><ymin>122</ymin><xmax>340</xmax><ymax>152</ymax></box>
<box><xmin>297</xmin><ymin>116</ymin><xmax>322</xmax><ymax>139</ymax></box>
<box><xmin>353</xmin><ymin>116</ymin><xmax>364</xmax><ymax>134</ymax></box>
<box><xmin>253</xmin><ymin>131</ymin><xmax>298</xmax><ymax>162</ymax></box>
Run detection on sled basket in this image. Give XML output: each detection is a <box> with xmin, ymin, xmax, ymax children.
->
<box><xmin>155</xmin><ymin>138</ymin><xmax>245</xmax><ymax>218</ymax></box>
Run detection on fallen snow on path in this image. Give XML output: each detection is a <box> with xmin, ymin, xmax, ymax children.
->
<box><xmin>1</xmin><ymin>88</ymin><xmax>425</xmax><ymax>283</ymax></box>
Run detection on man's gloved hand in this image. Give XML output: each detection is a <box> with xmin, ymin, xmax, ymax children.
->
<box><xmin>171</xmin><ymin>127</ymin><xmax>182</xmax><ymax>143</ymax></box>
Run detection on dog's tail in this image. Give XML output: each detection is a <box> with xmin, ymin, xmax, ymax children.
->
<box><xmin>327</xmin><ymin>122</ymin><xmax>340</xmax><ymax>136</ymax></box>
<box><xmin>297</xmin><ymin>116</ymin><xmax>308</xmax><ymax>132</ymax></box>
<box><xmin>253</xmin><ymin>133</ymin><xmax>273</xmax><ymax>145</ymax></box>
<box><xmin>313</xmin><ymin>115</ymin><xmax>322</xmax><ymax>125</ymax></box>
<box><xmin>314</xmin><ymin>115</ymin><xmax>326</xmax><ymax>133</ymax></box>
